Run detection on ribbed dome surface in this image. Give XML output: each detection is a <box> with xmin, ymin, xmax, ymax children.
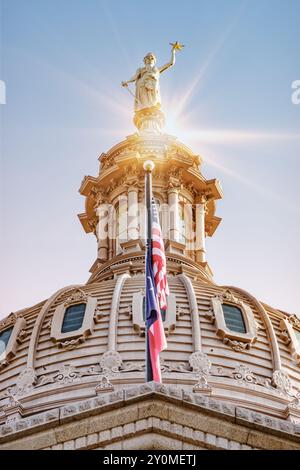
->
<box><xmin>1</xmin><ymin>273</ymin><xmax>299</xmax><ymax>422</ymax></box>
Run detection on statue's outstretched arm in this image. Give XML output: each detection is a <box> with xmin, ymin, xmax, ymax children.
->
<box><xmin>122</xmin><ymin>70</ymin><xmax>140</xmax><ymax>87</ymax></box>
<box><xmin>158</xmin><ymin>49</ymin><xmax>176</xmax><ymax>74</ymax></box>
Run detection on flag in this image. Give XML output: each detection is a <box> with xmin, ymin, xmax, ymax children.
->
<box><xmin>145</xmin><ymin>199</ymin><xmax>168</xmax><ymax>383</ymax></box>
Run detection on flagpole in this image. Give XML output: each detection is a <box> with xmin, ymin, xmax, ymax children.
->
<box><xmin>144</xmin><ymin>160</ymin><xmax>155</xmax><ymax>382</ymax></box>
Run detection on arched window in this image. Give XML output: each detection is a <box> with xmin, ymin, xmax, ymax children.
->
<box><xmin>61</xmin><ymin>303</ymin><xmax>86</xmax><ymax>333</ymax></box>
<box><xmin>222</xmin><ymin>304</ymin><xmax>246</xmax><ymax>334</ymax></box>
<box><xmin>0</xmin><ymin>327</ymin><xmax>13</xmax><ymax>356</ymax></box>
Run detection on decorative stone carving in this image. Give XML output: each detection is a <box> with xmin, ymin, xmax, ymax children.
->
<box><xmin>176</xmin><ymin>305</ymin><xmax>186</xmax><ymax>319</ymax></box>
<box><xmin>2</xmin><ymin>389</ymin><xmax>22</xmax><ymax>411</ymax></box>
<box><xmin>119</xmin><ymin>305</ymin><xmax>133</xmax><ymax>319</ymax></box>
<box><xmin>289</xmin><ymin>315</ymin><xmax>300</xmax><ymax>329</ymax></box>
<box><xmin>223</xmin><ymin>338</ymin><xmax>250</xmax><ymax>352</ymax></box>
<box><xmin>232</xmin><ymin>365</ymin><xmax>257</xmax><ymax>383</ymax></box>
<box><xmin>88</xmin><ymin>218</ymin><xmax>98</xmax><ymax>236</ymax></box>
<box><xmin>120</xmin><ymin>362</ymin><xmax>145</xmax><ymax>373</ymax></box>
<box><xmin>101</xmin><ymin>154</ymin><xmax>115</xmax><ymax>171</ymax></box>
<box><xmin>57</xmin><ymin>337</ymin><xmax>86</xmax><ymax>350</ymax></box>
<box><xmin>205</xmin><ymin>309</ymin><xmax>215</xmax><ymax>323</ymax></box>
<box><xmin>16</xmin><ymin>329</ymin><xmax>27</xmax><ymax>344</ymax></box>
<box><xmin>100</xmin><ymin>351</ymin><xmax>123</xmax><ymax>374</ymax></box>
<box><xmin>94</xmin><ymin>307</ymin><xmax>106</xmax><ymax>323</ymax></box>
<box><xmin>53</xmin><ymin>365</ymin><xmax>80</xmax><ymax>384</ymax></box>
<box><xmin>288</xmin><ymin>395</ymin><xmax>300</xmax><ymax>410</ymax></box>
<box><xmin>189</xmin><ymin>352</ymin><xmax>211</xmax><ymax>375</ymax></box>
<box><xmin>64</xmin><ymin>289</ymin><xmax>88</xmax><ymax>307</ymax></box>
<box><xmin>15</xmin><ymin>368</ymin><xmax>37</xmax><ymax>395</ymax></box>
<box><xmin>208</xmin><ymin>290</ymin><xmax>258</xmax><ymax>352</ymax></box>
<box><xmin>87</xmin><ymin>185</ymin><xmax>99</xmax><ymax>198</ymax></box>
<box><xmin>35</xmin><ymin>364</ymin><xmax>101</xmax><ymax>388</ymax></box>
<box><xmin>189</xmin><ymin>353</ymin><xmax>212</xmax><ymax>394</ymax></box>
<box><xmin>279</xmin><ymin>327</ymin><xmax>291</xmax><ymax>345</ymax></box>
<box><xmin>161</xmin><ymin>362</ymin><xmax>191</xmax><ymax>373</ymax></box>
<box><xmin>193</xmin><ymin>375</ymin><xmax>212</xmax><ymax>394</ymax></box>
<box><xmin>272</xmin><ymin>370</ymin><xmax>293</xmax><ymax>395</ymax></box>
<box><xmin>95</xmin><ymin>376</ymin><xmax>114</xmax><ymax>394</ymax></box>
<box><xmin>279</xmin><ymin>317</ymin><xmax>300</xmax><ymax>366</ymax></box>
<box><xmin>0</xmin><ymin>313</ymin><xmax>18</xmax><ymax>330</ymax></box>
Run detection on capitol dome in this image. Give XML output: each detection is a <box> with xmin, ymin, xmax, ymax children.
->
<box><xmin>1</xmin><ymin>104</ymin><xmax>300</xmax><ymax>451</ymax></box>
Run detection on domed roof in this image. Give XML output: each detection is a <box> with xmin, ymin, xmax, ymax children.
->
<box><xmin>1</xmin><ymin>102</ymin><xmax>300</xmax><ymax>449</ymax></box>
<box><xmin>1</xmin><ymin>273</ymin><xmax>300</xmax><ymax>427</ymax></box>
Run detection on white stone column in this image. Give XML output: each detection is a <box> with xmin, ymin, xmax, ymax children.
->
<box><xmin>118</xmin><ymin>195</ymin><xmax>128</xmax><ymax>248</ymax></box>
<box><xmin>184</xmin><ymin>202</ymin><xmax>193</xmax><ymax>252</ymax></box>
<box><xmin>96</xmin><ymin>204</ymin><xmax>109</xmax><ymax>261</ymax></box>
<box><xmin>168</xmin><ymin>188</ymin><xmax>179</xmax><ymax>242</ymax></box>
<box><xmin>127</xmin><ymin>187</ymin><xmax>139</xmax><ymax>240</ymax></box>
<box><xmin>195</xmin><ymin>196</ymin><xmax>207</xmax><ymax>263</ymax></box>
<box><xmin>108</xmin><ymin>205</ymin><xmax>114</xmax><ymax>259</ymax></box>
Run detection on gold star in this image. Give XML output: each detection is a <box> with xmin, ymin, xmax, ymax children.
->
<box><xmin>170</xmin><ymin>41</ymin><xmax>185</xmax><ymax>51</ymax></box>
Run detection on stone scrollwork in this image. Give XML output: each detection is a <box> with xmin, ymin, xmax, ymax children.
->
<box><xmin>100</xmin><ymin>351</ymin><xmax>123</xmax><ymax>374</ymax></box>
<box><xmin>232</xmin><ymin>365</ymin><xmax>257</xmax><ymax>384</ymax></box>
<box><xmin>35</xmin><ymin>363</ymin><xmax>101</xmax><ymax>388</ymax></box>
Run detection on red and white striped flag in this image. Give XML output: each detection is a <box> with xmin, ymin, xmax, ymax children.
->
<box><xmin>151</xmin><ymin>199</ymin><xmax>169</xmax><ymax>310</ymax></box>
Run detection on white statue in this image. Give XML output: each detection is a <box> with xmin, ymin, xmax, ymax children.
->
<box><xmin>122</xmin><ymin>42</ymin><xmax>184</xmax><ymax>112</ymax></box>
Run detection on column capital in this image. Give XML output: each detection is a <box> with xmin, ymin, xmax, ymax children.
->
<box><xmin>167</xmin><ymin>184</ymin><xmax>180</xmax><ymax>194</ymax></box>
<box><xmin>127</xmin><ymin>185</ymin><xmax>139</xmax><ymax>193</ymax></box>
<box><xmin>195</xmin><ymin>193</ymin><xmax>208</xmax><ymax>205</ymax></box>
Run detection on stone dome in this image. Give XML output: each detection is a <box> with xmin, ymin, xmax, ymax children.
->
<box><xmin>1</xmin><ymin>112</ymin><xmax>300</xmax><ymax>450</ymax></box>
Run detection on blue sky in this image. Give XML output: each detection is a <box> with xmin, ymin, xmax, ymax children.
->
<box><xmin>0</xmin><ymin>0</ymin><xmax>299</xmax><ymax>317</ymax></box>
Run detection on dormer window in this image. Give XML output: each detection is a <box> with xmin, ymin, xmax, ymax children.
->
<box><xmin>206</xmin><ymin>290</ymin><xmax>258</xmax><ymax>352</ymax></box>
<box><xmin>0</xmin><ymin>327</ymin><xmax>13</xmax><ymax>355</ymax></box>
<box><xmin>129</xmin><ymin>291</ymin><xmax>177</xmax><ymax>336</ymax></box>
<box><xmin>0</xmin><ymin>315</ymin><xmax>26</xmax><ymax>370</ymax></box>
<box><xmin>50</xmin><ymin>290</ymin><xmax>97</xmax><ymax>349</ymax></box>
<box><xmin>222</xmin><ymin>304</ymin><xmax>246</xmax><ymax>334</ymax></box>
<box><xmin>61</xmin><ymin>303</ymin><xmax>86</xmax><ymax>333</ymax></box>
